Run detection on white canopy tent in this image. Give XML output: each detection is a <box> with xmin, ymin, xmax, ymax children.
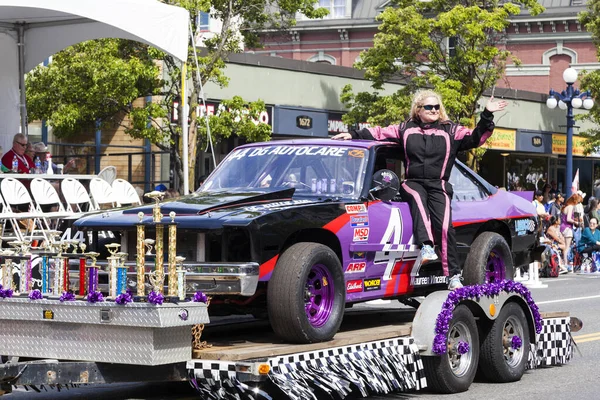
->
<box><xmin>0</xmin><ymin>0</ymin><xmax>190</xmax><ymax>188</ymax></box>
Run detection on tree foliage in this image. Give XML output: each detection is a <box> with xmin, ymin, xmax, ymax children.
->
<box><xmin>341</xmin><ymin>0</ymin><xmax>543</xmax><ymax>170</ymax></box>
<box><xmin>577</xmin><ymin>2</ymin><xmax>600</xmax><ymax>153</ymax></box>
<box><xmin>26</xmin><ymin>0</ymin><xmax>327</xmax><ymax>190</ymax></box>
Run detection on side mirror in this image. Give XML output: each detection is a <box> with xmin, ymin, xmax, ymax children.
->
<box><xmin>370</xmin><ymin>169</ymin><xmax>400</xmax><ymax>202</ymax></box>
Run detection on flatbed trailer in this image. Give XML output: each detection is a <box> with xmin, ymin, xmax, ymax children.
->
<box><xmin>0</xmin><ymin>285</ymin><xmax>577</xmax><ymax>399</ymax></box>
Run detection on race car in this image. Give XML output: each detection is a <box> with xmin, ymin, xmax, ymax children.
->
<box><xmin>73</xmin><ymin>139</ymin><xmax>538</xmax><ymax>343</ymax></box>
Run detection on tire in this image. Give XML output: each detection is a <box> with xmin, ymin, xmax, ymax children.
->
<box><xmin>423</xmin><ymin>305</ymin><xmax>480</xmax><ymax>394</ymax></box>
<box><xmin>478</xmin><ymin>302</ymin><xmax>530</xmax><ymax>382</ymax></box>
<box><xmin>267</xmin><ymin>242</ymin><xmax>345</xmax><ymax>343</ymax></box>
<box><xmin>463</xmin><ymin>232</ymin><xmax>513</xmax><ymax>285</ymax></box>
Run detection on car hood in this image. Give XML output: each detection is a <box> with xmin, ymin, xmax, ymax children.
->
<box><xmin>73</xmin><ymin>188</ymin><xmax>318</xmax><ymax>229</ymax></box>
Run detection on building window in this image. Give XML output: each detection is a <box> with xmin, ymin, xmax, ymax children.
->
<box><xmin>319</xmin><ymin>0</ymin><xmax>346</xmax><ymax>19</ymax></box>
<box><xmin>307</xmin><ymin>51</ymin><xmax>336</xmax><ymax>65</ymax></box>
<box><xmin>197</xmin><ymin>11</ymin><xmax>210</xmax><ymax>31</ymax></box>
<box><xmin>448</xmin><ymin>36</ymin><xmax>457</xmax><ymax>57</ymax></box>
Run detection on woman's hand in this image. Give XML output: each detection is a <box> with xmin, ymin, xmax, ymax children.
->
<box><xmin>485</xmin><ymin>96</ymin><xmax>508</xmax><ymax>113</ymax></box>
<box><xmin>332</xmin><ymin>132</ymin><xmax>352</xmax><ymax>140</ymax></box>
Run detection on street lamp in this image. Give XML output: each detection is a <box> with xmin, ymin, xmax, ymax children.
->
<box><xmin>546</xmin><ymin>67</ymin><xmax>594</xmax><ymax>198</ymax></box>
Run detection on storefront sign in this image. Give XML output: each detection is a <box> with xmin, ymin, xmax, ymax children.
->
<box><xmin>199</xmin><ymin>101</ymin><xmax>273</xmax><ymax>131</ymax></box>
<box><xmin>486</xmin><ymin>128</ymin><xmax>516</xmax><ymax>151</ymax></box>
<box><xmin>516</xmin><ymin>130</ymin><xmax>552</xmax><ymax>154</ymax></box>
<box><xmin>552</xmin><ymin>134</ymin><xmax>588</xmax><ymax>156</ymax></box>
<box><xmin>296</xmin><ymin>115</ymin><xmax>313</xmax><ymax>129</ymax></box>
<box><xmin>327</xmin><ymin>112</ymin><xmax>370</xmax><ymax>135</ymax></box>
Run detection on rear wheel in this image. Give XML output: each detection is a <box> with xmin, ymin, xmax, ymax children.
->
<box><xmin>478</xmin><ymin>302</ymin><xmax>530</xmax><ymax>382</ymax></box>
<box><xmin>463</xmin><ymin>232</ymin><xmax>513</xmax><ymax>285</ymax></box>
<box><xmin>267</xmin><ymin>242</ymin><xmax>345</xmax><ymax>343</ymax></box>
<box><xmin>423</xmin><ymin>305</ymin><xmax>479</xmax><ymax>393</ymax></box>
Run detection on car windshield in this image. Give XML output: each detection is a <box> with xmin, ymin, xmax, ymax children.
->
<box><xmin>200</xmin><ymin>144</ymin><xmax>370</xmax><ymax>199</ymax></box>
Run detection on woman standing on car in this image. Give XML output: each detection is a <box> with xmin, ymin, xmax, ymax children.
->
<box><xmin>332</xmin><ymin>90</ymin><xmax>507</xmax><ymax>289</ymax></box>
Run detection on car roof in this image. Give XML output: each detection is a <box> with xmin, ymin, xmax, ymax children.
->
<box><xmin>236</xmin><ymin>138</ymin><xmax>383</xmax><ymax>150</ymax></box>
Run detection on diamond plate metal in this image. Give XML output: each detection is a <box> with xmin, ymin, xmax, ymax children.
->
<box><xmin>0</xmin><ymin>297</ymin><xmax>209</xmax><ymax>327</ymax></box>
<box><xmin>0</xmin><ymin>298</ymin><xmax>210</xmax><ymax>365</ymax></box>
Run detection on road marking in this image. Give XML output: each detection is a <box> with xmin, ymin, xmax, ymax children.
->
<box><xmin>572</xmin><ymin>332</ymin><xmax>600</xmax><ymax>339</ymax></box>
<box><xmin>536</xmin><ymin>294</ymin><xmax>600</xmax><ymax>304</ymax></box>
<box><xmin>574</xmin><ymin>336</ymin><xmax>600</xmax><ymax>344</ymax></box>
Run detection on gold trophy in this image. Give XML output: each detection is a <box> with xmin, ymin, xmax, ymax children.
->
<box><xmin>145</xmin><ymin>191</ymin><xmax>165</xmax><ymax>294</ymax></box>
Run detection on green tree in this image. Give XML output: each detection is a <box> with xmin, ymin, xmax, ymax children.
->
<box><xmin>341</xmin><ymin>0</ymin><xmax>543</xmax><ymax>171</ymax></box>
<box><xmin>26</xmin><ymin>0</ymin><xmax>328</xmax><ymax>190</ymax></box>
<box><xmin>577</xmin><ymin>2</ymin><xmax>600</xmax><ymax>153</ymax></box>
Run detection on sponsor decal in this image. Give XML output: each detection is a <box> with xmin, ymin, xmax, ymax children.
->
<box><xmin>348</xmin><ymin>149</ymin><xmax>365</xmax><ymax>158</ymax></box>
<box><xmin>346</xmin><ymin>262</ymin><xmax>366</xmax><ymax>273</ymax></box>
<box><xmin>353</xmin><ymin>227</ymin><xmax>369</xmax><ymax>242</ymax></box>
<box><xmin>345</xmin><ymin>204</ymin><xmax>367</xmax><ymax>214</ymax></box>
<box><xmin>230</xmin><ymin>146</ymin><xmax>349</xmax><ymax>160</ymax></box>
<box><xmin>346</xmin><ymin>279</ymin><xmax>363</xmax><ymax>293</ymax></box>
<box><xmin>350</xmin><ymin>215</ymin><xmax>369</xmax><ymax>227</ymax></box>
<box><xmin>514</xmin><ymin>218</ymin><xmax>535</xmax><ymax>236</ymax></box>
<box><xmin>410</xmin><ymin>275</ymin><xmax>448</xmax><ymax>286</ymax></box>
<box><xmin>353</xmin><ymin>251</ymin><xmax>366</xmax><ymax>260</ymax></box>
<box><xmin>363</xmin><ymin>278</ymin><xmax>381</xmax><ymax>291</ymax></box>
<box><xmin>244</xmin><ymin>199</ymin><xmax>312</xmax><ymax>212</ymax></box>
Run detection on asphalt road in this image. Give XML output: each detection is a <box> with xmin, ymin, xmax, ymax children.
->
<box><xmin>4</xmin><ymin>274</ymin><xmax>599</xmax><ymax>400</ymax></box>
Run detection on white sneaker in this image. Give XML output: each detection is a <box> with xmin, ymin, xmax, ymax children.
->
<box><xmin>448</xmin><ymin>274</ymin><xmax>463</xmax><ymax>290</ymax></box>
<box><xmin>420</xmin><ymin>244</ymin><xmax>438</xmax><ymax>263</ymax></box>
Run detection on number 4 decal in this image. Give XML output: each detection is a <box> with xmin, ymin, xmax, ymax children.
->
<box><xmin>375</xmin><ymin>207</ymin><xmax>404</xmax><ymax>280</ymax></box>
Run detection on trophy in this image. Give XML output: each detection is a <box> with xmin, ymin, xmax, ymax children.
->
<box><xmin>105</xmin><ymin>243</ymin><xmax>121</xmax><ymax>298</ymax></box>
<box><xmin>78</xmin><ymin>242</ymin><xmax>87</xmax><ymax>296</ymax></box>
<box><xmin>84</xmin><ymin>252</ymin><xmax>101</xmax><ymax>294</ymax></box>
<box><xmin>167</xmin><ymin>211</ymin><xmax>178</xmax><ymax>297</ymax></box>
<box><xmin>116</xmin><ymin>252</ymin><xmax>128</xmax><ymax>295</ymax></box>
<box><xmin>0</xmin><ymin>249</ymin><xmax>15</xmax><ymax>292</ymax></box>
<box><xmin>9</xmin><ymin>241</ymin><xmax>31</xmax><ymax>295</ymax></box>
<box><xmin>175</xmin><ymin>256</ymin><xmax>186</xmax><ymax>300</ymax></box>
<box><xmin>136</xmin><ymin>211</ymin><xmax>146</xmax><ymax>297</ymax></box>
<box><xmin>145</xmin><ymin>191</ymin><xmax>166</xmax><ymax>294</ymax></box>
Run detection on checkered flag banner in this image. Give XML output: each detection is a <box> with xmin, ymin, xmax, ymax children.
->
<box><xmin>267</xmin><ymin>337</ymin><xmax>426</xmax><ymax>399</ymax></box>
<box><xmin>527</xmin><ymin>317</ymin><xmax>574</xmax><ymax>369</ymax></box>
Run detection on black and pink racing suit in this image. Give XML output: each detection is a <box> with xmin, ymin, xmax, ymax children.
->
<box><xmin>351</xmin><ymin>109</ymin><xmax>496</xmax><ymax>277</ymax></box>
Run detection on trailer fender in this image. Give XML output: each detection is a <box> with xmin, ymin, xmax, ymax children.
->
<box><xmin>411</xmin><ymin>290</ymin><xmax>536</xmax><ymax>357</ymax></box>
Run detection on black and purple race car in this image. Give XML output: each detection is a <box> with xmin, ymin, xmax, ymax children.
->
<box><xmin>73</xmin><ymin>139</ymin><xmax>538</xmax><ymax>343</ymax></box>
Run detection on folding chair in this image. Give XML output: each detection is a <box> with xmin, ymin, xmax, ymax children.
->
<box><xmin>112</xmin><ymin>179</ymin><xmax>142</xmax><ymax>207</ymax></box>
<box><xmin>89</xmin><ymin>177</ymin><xmax>116</xmax><ymax>209</ymax></box>
<box><xmin>61</xmin><ymin>178</ymin><xmax>97</xmax><ymax>213</ymax></box>
<box><xmin>97</xmin><ymin>166</ymin><xmax>117</xmax><ymax>185</ymax></box>
<box><xmin>0</xmin><ymin>178</ymin><xmax>50</xmax><ymax>243</ymax></box>
<box><xmin>30</xmin><ymin>178</ymin><xmax>76</xmax><ymax>230</ymax></box>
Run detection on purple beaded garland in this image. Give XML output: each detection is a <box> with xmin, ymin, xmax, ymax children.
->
<box><xmin>432</xmin><ymin>281</ymin><xmax>542</xmax><ymax>355</ymax></box>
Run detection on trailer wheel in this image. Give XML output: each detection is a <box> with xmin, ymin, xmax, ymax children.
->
<box><xmin>478</xmin><ymin>302</ymin><xmax>530</xmax><ymax>382</ymax></box>
<box><xmin>267</xmin><ymin>242</ymin><xmax>345</xmax><ymax>344</ymax></box>
<box><xmin>423</xmin><ymin>305</ymin><xmax>479</xmax><ymax>393</ymax></box>
<box><xmin>463</xmin><ymin>232</ymin><xmax>513</xmax><ymax>285</ymax></box>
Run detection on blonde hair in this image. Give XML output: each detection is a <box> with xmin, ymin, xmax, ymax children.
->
<box><xmin>409</xmin><ymin>90</ymin><xmax>449</xmax><ymax>121</ymax></box>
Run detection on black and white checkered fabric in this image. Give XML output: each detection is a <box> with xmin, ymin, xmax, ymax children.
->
<box><xmin>528</xmin><ymin>317</ymin><xmax>573</xmax><ymax>369</ymax></box>
<box><xmin>268</xmin><ymin>337</ymin><xmax>426</xmax><ymax>399</ymax></box>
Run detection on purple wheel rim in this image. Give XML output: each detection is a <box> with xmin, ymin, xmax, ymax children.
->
<box><xmin>485</xmin><ymin>250</ymin><xmax>506</xmax><ymax>283</ymax></box>
<box><xmin>304</xmin><ymin>263</ymin><xmax>335</xmax><ymax>327</ymax></box>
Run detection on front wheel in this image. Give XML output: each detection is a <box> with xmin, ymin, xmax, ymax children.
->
<box><xmin>463</xmin><ymin>232</ymin><xmax>513</xmax><ymax>285</ymax></box>
<box><xmin>267</xmin><ymin>242</ymin><xmax>345</xmax><ymax>343</ymax></box>
<box><xmin>423</xmin><ymin>305</ymin><xmax>480</xmax><ymax>393</ymax></box>
<box><xmin>478</xmin><ymin>302</ymin><xmax>530</xmax><ymax>382</ymax></box>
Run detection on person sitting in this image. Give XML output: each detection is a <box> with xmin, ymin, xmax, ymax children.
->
<box><xmin>545</xmin><ymin>216</ymin><xmax>568</xmax><ymax>274</ymax></box>
<box><xmin>578</xmin><ymin>217</ymin><xmax>600</xmax><ymax>255</ymax></box>
<box><xmin>32</xmin><ymin>142</ymin><xmax>58</xmax><ymax>173</ymax></box>
<box><xmin>2</xmin><ymin>133</ymin><xmax>33</xmax><ymax>173</ymax></box>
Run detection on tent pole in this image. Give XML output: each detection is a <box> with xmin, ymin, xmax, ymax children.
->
<box><xmin>181</xmin><ymin>62</ymin><xmax>189</xmax><ymax>195</ymax></box>
<box><xmin>17</xmin><ymin>23</ymin><xmax>28</xmax><ymax>136</ymax></box>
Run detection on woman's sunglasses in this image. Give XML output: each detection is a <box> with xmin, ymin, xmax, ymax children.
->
<box><xmin>420</xmin><ymin>104</ymin><xmax>440</xmax><ymax>111</ymax></box>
